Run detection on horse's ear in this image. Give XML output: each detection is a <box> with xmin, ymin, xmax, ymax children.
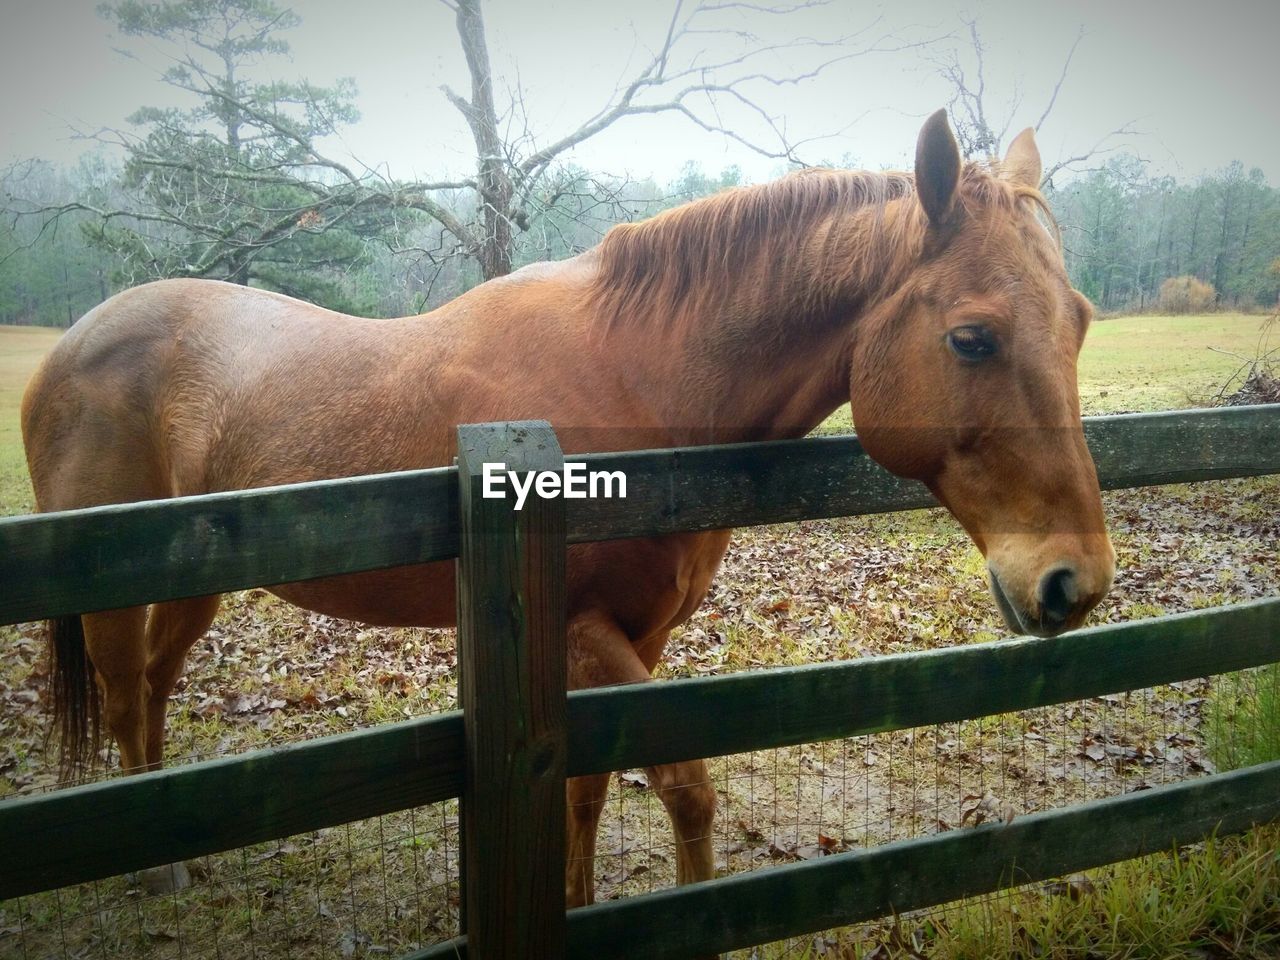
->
<box><xmin>1002</xmin><ymin>127</ymin><xmax>1042</xmax><ymax>188</ymax></box>
<box><xmin>915</xmin><ymin>109</ymin><xmax>961</xmax><ymax>228</ymax></box>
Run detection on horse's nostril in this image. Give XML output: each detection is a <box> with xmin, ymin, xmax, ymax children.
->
<box><xmin>1037</xmin><ymin>566</ymin><xmax>1079</xmax><ymax>630</ymax></box>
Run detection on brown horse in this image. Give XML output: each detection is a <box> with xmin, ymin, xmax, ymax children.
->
<box><xmin>22</xmin><ymin>111</ymin><xmax>1114</xmax><ymax>902</ymax></box>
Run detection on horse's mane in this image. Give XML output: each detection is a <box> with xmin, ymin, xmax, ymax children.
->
<box><xmin>586</xmin><ymin>162</ymin><xmax>1057</xmax><ymax>331</ymax></box>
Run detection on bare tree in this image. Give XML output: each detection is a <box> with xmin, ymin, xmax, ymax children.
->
<box><xmin>925</xmin><ymin>17</ymin><xmax>1136</xmax><ymax>185</ymax></box>
<box><xmin>433</xmin><ymin>0</ymin><xmax>931</xmax><ymax>279</ymax></box>
<box><xmin>7</xmin><ymin>0</ymin><xmax>934</xmax><ymax>297</ymax></box>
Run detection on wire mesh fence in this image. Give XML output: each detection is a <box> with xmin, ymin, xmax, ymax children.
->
<box><xmin>6</xmin><ymin>663</ymin><xmax>1275</xmax><ymax>959</ymax></box>
<box><xmin>3</xmin><ymin>466</ymin><xmax>1277</xmax><ymax>958</ymax></box>
<box><xmin>1</xmin><ymin>800</ymin><xmax>461</xmax><ymax>960</ymax></box>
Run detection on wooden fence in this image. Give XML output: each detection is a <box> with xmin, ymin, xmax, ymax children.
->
<box><xmin>1</xmin><ymin>405</ymin><xmax>1278</xmax><ymax>959</ymax></box>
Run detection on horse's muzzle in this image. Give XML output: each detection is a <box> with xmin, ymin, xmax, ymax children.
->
<box><xmin>989</xmin><ymin>565</ymin><xmax>1088</xmax><ymax>638</ymax></box>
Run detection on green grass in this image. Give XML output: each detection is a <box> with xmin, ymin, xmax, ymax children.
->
<box><xmin>1207</xmin><ymin>665</ymin><xmax>1280</xmax><ymax>773</ymax></box>
<box><xmin>1076</xmin><ymin>312</ymin><xmax>1276</xmax><ymax>415</ymax></box>
<box><xmin>758</xmin><ymin>827</ymin><xmax>1280</xmax><ymax>959</ymax></box>
<box><xmin>915</xmin><ymin>828</ymin><xmax>1280</xmax><ymax>960</ymax></box>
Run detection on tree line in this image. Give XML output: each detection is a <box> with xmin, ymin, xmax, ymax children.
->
<box><xmin>2</xmin><ymin>0</ymin><xmax>1276</xmax><ymax>327</ymax></box>
<box><xmin>1047</xmin><ymin>156</ymin><xmax>1280</xmax><ymax>312</ymax></box>
<box><xmin>7</xmin><ymin>146</ymin><xmax>1275</xmax><ymax>328</ymax></box>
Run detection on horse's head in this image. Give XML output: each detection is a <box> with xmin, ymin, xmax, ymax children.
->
<box><xmin>848</xmin><ymin>110</ymin><xmax>1114</xmax><ymax>637</ymax></box>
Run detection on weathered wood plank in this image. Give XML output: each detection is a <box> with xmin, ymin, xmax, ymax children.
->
<box><xmin>0</xmin><ymin>710</ymin><xmax>464</xmax><ymax>900</ymax></box>
<box><xmin>1088</xmin><ymin>404</ymin><xmax>1280</xmax><ymax>489</ymax></box>
<box><xmin>569</xmin><ymin>404</ymin><xmax>1280</xmax><ymax>541</ymax></box>
<box><xmin>571</xmin><ymin>437</ymin><xmax>930</xmax><ymax>541</ymax></box>
<box><xmin>3</xmin><ymin>406</ymin><xmax>1276</xmax><ymax>625</ymax></box>
<box><xmin>0</xmin><ymin>468</ymin><xmax>459</xmax><ymax>625</ymax></box>
<box><xmin>567</xmin><ymin>760</ymin><xmax>1280</xmax><ymax>959</ymax></box>
<box><xmin>456</xmin><ymin>422</ymin><xmax>568</xmax><ymax>960</ymax></box>
<box><xmin>567</xmin><ymin>597</ymin><xmax>1280</xmax><ymax>776</ymax></box>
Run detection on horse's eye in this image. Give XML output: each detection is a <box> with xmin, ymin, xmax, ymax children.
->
<box><xmin>946</xmin><ymin>325</ymin><xmax>998</xmax><ymax>362</ymax></box>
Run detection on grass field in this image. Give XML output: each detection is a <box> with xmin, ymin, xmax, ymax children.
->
<box><xmin>0</xmin><ymin>324</ymin><xmax>61</xmax><ymax>515</ymax></box>
<box><xmin>1076</xmin><ymin>312</ymin><xmax>1277</xmax><ymax>414</ymax></box>
<box><xmin>0</xmin><ymin>312</ymin><xmax>1277</xmax><ymax>959</ymax></box>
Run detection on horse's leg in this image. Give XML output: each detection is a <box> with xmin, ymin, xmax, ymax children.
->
<box><xmin>126</xmin><ymin>595</ymin><xmax>221</xmax><ymax>895</ymax></box>
<box><xmin>81</xmin><ymin>607</ymin><xmax>150</xmax><ymax>774</ymax></box>
<box><xmin>565</xmin><ymin>772</ymin><xmax>611</xmax><ymax>907</ymax></box>
<box><xmin>143</xmin><ymin>594</ymin><xmax>222</xmax><ymax>769</ymax></box>
<box><xmin>82</xmin><ymin>607</ymin><xmax>184</xmax><ymax>894</ymax></box>
<box><xmin>564</xmin><ymin>611</ymin><xmax>648</xmax><ymax>908</ymax></box>
<box><xmin>645</xmin><ymin>758</ymin><xmax>717</xmax><ymax>888</ymax></box>
<box><xmin>564</xmin><ymin>612</ymin><xmax>719</xmax><ymax>914</ymax></box>
<box><xmin>81</xmin><ymin>600</ymin><xmax>217</xmax><ymax>896</ymax></box>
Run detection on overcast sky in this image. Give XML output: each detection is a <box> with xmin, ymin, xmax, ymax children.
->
<box><xmin>2</xmin><ymin>0</ymin><xmax>1277</xmax><ymax>186</ymax></box>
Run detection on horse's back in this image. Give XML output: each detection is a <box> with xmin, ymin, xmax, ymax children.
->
<box><xmin>19</xmin><ymin>272</ymin><xmax>732</xmax><ymax>637</ymax></box>
<box><xmin>21</xmin><ymin>279</ymin><xmax>388</xmax><ymax>510</ymax></box>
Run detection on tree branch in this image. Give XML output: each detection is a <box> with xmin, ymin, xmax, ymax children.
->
<box><xmin>1035</xmin><ymin>26</ymin><xmax>1084</xmax><ymax>132</ymax></box>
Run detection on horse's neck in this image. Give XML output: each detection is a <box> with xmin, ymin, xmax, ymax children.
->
<box><xmin>648</xmin><ymin>322</ymin><xmax>855</xmax><ymax>446</ymax></box>
<box><xmin>607</xmin><ymin>212</ymin><xmax>910</xmax><ymax>446</ymax></box>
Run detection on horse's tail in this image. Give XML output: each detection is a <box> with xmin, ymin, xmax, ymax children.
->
<box><xmin>47</xmin><ymin>615</ymin><xmax>100</xmax><ymax>777</ymax></box>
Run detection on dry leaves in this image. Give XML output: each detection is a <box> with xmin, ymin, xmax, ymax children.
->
<box><xmin>960</xmin><ymin>792</ymin><xmax>1017</xmax><ymax>827</ymax></box>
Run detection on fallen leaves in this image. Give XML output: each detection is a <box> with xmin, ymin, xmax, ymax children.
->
<box><xmin>1041</xmin><ymin>873</ymin><xmax>1097</xmax><ymax>900</ymax></box>
<box><xmin>723</xmin><ymin>818</ymin><xmax>851</xmax><ymax>863</ymax></box>
<box><xmin>960</xmin><ymin>792</ymin><xmax>1017</xmax><ymax>827</ymax></box>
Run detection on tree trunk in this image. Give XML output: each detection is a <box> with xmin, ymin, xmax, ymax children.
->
<box><xmin>1232</xmin><ymin>188</ymin><xmax>1257</xmax><ymax>305</ymax></box>
<box><xmin>1186</xmin><ymin>186</ymin><xmax>1204</xmax><ymax>277</ymax></box>
<box><xmin>64</xmin><ymin>261</ymin><xmax>73</xmax><ymax>326</ymax></box>
<box><xmin>1212</xmin><ymin>177</ymin><xmax>1238</xmax><ymax>305</ymax></box>
<box><xmin>455</xmin><ymin>0</ymin><xmax>514</xmax><ymax>281</ymax></box>
<box><xmin>1146</xmin><ymin>190</ymin><xmax>1168</xmax><ymax>307</ymax></box>
<box><xmin>222</xmin><ymin>54</ymin><xmax>243</xmax><ymax>159</ymax></box>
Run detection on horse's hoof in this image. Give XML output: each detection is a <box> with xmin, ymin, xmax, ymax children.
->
<box><xmin>138</xmin><ymin>861</ymin><xmax>192</xmax><ymax>895</ymax></box>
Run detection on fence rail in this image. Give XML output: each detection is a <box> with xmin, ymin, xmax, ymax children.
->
<box><xmin>2</xmin><ymin>404</ymin><xmax>1279</xmax><ymax>958</ymax></box>
<box><xmin>3</xmin><ymin>406</ymin><xmax>1277</xmax><ymax>626</ymax></box>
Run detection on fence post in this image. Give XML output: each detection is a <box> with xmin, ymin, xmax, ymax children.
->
<box><xmin>455</xmin><ymin>421</ymin><xmax>568</xmax><ymax>959</ymax></box>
